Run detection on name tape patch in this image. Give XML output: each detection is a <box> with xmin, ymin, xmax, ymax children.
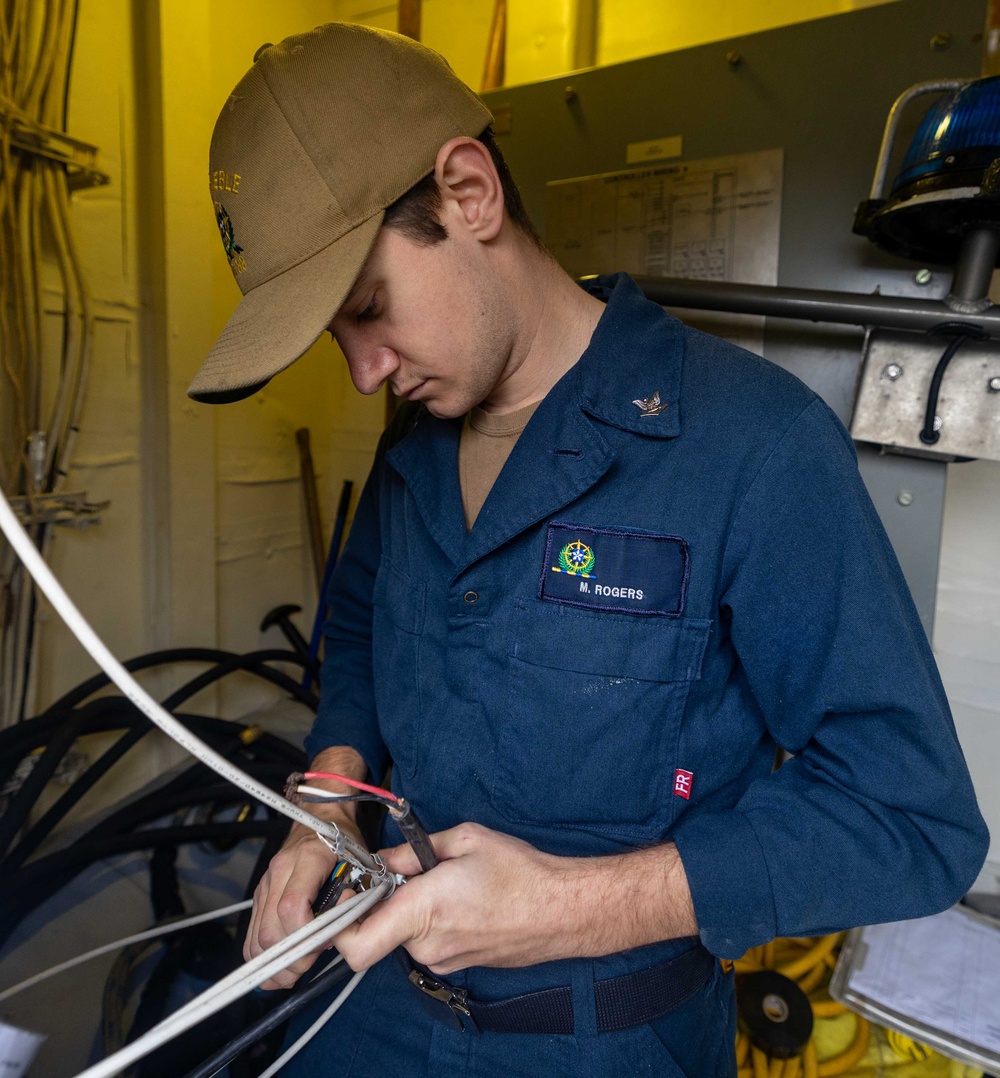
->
<box><xmin>538</xmin><ymin>522</ymin><xmax>689</xmax><ymax>616</ymax></box>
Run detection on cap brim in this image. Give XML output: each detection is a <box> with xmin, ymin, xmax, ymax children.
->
<box><xmin>187</xmin><ymin>212</ymin><xmax>384</xmax><ymax>404</ymax></box>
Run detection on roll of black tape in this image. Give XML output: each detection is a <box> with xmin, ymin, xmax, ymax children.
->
<box><xmin>737</xmin><ymin>970</ymin><xmax>814</xmax><ymax>1059</ymax></box>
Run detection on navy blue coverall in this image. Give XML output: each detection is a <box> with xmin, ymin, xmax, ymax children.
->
<box><xmin>289</xmin><ymin>273</ymin><xmax>988</xmax><ymax>1076</ymax></box>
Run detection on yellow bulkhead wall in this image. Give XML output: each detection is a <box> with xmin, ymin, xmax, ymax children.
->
<box><xmin>329</xmin><ymin>0</ymin><xmax>899</xmax><ymax>88</ymax></box>
<box><xmin>31</xmin><ymin>0</ymin><xmax>906</xmax><ymax>712</ymax></box>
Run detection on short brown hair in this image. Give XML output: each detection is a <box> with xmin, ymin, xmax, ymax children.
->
<box><xmin>383</xmin><ymin>127</ymin><xmax>543</xmax><ymax>247</ymax></box>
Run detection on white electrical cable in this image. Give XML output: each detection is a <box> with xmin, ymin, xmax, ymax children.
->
<box><xmin>256</xmin><ymin>970</ymin><xmax>366</xmax><ymax>1078</ymax></box>
<box><xmin>296</xmin><ymin>785</ymin><xmax>364</xmax><ymax>801</ymax></box>
<box><xmin>0</xmin><ymin>486</ymin><xmax>380</xmax><ymax>877</ymax></box>
<box><xmin>0</xmin><ymin>899</ymin><xmax>254</xmax><ymax>1003</ymax></box>
<box><xmin>73</xmin><ymin>880</ymin><xmax>388</xmax><ymax>1078</ymax></box>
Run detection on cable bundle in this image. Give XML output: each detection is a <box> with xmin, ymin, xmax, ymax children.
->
<box><xmin>0</xmin><ymin>0</ymin><xmax>93</xmax><ymax>727</ymax></box>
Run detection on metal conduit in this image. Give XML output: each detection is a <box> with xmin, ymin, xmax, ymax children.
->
<box><xmin>626</xmin><ymin>274</ymin><xmax>1000</xmax><ymax>337</ymax></box>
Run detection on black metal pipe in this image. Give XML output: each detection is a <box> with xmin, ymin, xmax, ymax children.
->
<box><xmin>626</xmin><ymin>274</ymin><xmax>1000</xmax><ymax>337</ymax></box>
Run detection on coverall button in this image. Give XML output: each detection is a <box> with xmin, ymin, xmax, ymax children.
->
<box><xmin>463</xmin><ymin>591</ymin><xmax>478</xmax><ymax>604</ymax></box>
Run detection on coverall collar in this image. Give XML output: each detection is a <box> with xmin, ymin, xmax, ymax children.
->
<box><xmin>385</xmin><ymin>273</ymin><xmax>685</xmax><ymax>571</ymax></box>
<box><xmin>575</xmin><ymin>273</ymin><xmax>683</xmax><ymax>440</ymax></box>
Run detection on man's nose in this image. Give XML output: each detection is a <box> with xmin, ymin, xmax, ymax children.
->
<box><xmin>346</xmin><ymin>345</ymin><xmax>400</xmax><ymax>395</ymax></box>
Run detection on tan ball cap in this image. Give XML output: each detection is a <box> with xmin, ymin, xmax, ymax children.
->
<box><xmin>188</xmin><ymin>23</ymin><xmax>493</xmax><ymax>404</ymax></box>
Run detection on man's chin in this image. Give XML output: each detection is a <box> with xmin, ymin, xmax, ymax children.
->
<box><xmin>420</xmin><ymin>398</ymin><xmax>465</xmax><ymax>420</ymax></box>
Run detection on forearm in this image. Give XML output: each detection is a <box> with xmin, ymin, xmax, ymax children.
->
<box><xmin>282</xmin><ymin>743</ymin><xmax>368</xmax><ymax>850</ymax></box>
<box><xmin>553</xmin><ymin>841</ymin><xmax>698</xmax><ymax>960</ymax></box>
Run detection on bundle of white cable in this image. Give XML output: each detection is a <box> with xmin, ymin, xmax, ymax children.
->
<box><xmin>0</xmin><ymin>473</ymin><xmax>392</xmax><ymax>1074</ymax></box>
<box><xmin>0</xmin><ymin>488</ymin><xmax>379</xmax><ymax>877</ymax></box>
<box><xmin>73</xmin><ymin>882</ymin><xmax>386</xmax><ymax>1078</ymax></box>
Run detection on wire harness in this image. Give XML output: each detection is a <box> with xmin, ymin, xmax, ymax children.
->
<box><xmin>0</xmin><ymin>487</ymin><xmax>383</xmax><ymax>882</ymax></box>
<box><xmin>0</xmin><ymin>475</ymin><xmax>398</xmax><ymax>1076</ymax></box>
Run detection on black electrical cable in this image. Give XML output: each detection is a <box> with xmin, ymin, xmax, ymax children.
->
<box><xmin>180</xmin><ymin>957</ymin><xmax>355</xmax><ymax>1078</ymax></box>
<box><xmin>0</xmin><ymin>744</ymin><xmax>295</xmax><ymax>924</ymax></box>
<box><xmin>0</xmin><ymin>705</ymin><xmax>91</xmax><ymax>858</ymax></box>
<box><xmin>0</xmin><ymin>653</ymin><xmax>312</xmax><ymax>797</ymax></box>
<box><xmin>37</xmin><ymin>647</ymin><xmax>311</xmax><ymax>717</ymax></box>
<box><xmin>919</xmin><ymin>322</ymin><xmax>988</xmax><ymax>445</ymax></box>
<box><xmin>0</xmin><ymin>820</ymin><xmax>288</xmax><ymax>949</ymax></box>
<box><xmin>3</xmin><ymin>718</ymin><xmax>149</xmax><ymax>870</ymax></box>
<box><xmin>0</xmin><ymin>633</ymin><xmax>312</xmax><ymax>871</ymax></box>
<box><xmin>160</xmin><ymin>649</ymin><xmax>318</xmax><ymax>712</ymax></box>
<box><xmin>390</xmin><ymin>798</ymin><xmax>439</xmax><ymax>874</ymax></box>
<box><xmin>1</xmin><ymin>704</ymin><xmax>296</xmax><ymax>871</ymax></box>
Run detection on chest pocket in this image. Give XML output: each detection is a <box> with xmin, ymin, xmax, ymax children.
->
<box><xmin>493</xmin><ymin>600</ymin><xmax>710</xmax><ymax>841</ymax></box>
<box><xmin>372</xmin><ymin>559</ymin><xmax>427</xmax><ymax>778</ymax></box>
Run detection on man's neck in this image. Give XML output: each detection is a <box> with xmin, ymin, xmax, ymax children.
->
<box><xmin>479</xmin><ymin>244</ymin><xmax>606</xmax><ymax>416</ymax></box>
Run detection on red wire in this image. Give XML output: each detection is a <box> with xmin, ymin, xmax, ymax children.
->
<box><xmin>304</xmin><ymin>771</ymin><xmax>400</xmax><ymax>803</ymax></box>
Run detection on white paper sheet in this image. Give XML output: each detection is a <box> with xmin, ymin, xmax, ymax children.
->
<box><xmin>846</xmin><ymin>906</ymin><xmax>1000</xmax><ymax>1055</ymax></box>
<box><xmin>0</xmin><ymin>1019</ymin><xmax>45</xmax><ymax>1078</ymax></box>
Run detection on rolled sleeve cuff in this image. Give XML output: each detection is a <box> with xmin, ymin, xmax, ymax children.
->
<box><xmin>672</xmin><ymin>810</ymin><xmax>778</xmax><ymax>960</ymax></box>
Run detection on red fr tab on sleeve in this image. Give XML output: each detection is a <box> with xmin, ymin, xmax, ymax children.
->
<box><xmin>674</xmin><ymin>769</ymin><xmax>694</xmax><ymax>799</ymax></box>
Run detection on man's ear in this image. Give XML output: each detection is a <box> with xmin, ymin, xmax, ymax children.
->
<box><xmin>433</xmin><ymin>137</ymin><xmax>504</xmax><ymax>242</ymax></box>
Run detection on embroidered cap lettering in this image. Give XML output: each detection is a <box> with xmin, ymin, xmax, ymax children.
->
<box><xmin>539</xmin><ymin>522</ymin><xmax>689</xmax><ymax>616</ymax></box>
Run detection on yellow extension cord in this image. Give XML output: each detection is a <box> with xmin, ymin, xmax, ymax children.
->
<box><xmin>735</xmin><ymin>934</ymin><xmax>871</xmax><ymax>1078</ymax></box>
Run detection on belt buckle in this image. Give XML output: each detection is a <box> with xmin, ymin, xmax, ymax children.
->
<box><xmin>407</xmin><ymin>968</ymin><xmax>479</xmax><ymax>1033</ymax></box>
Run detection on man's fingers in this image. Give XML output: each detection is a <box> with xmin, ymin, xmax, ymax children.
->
<box><xmin>379</xmin><ymin>841</ymin><xmax>422</xmax><ymax>876</ymax></box>
<box><xmin>334</xmin><ymin>887</ymin><xmax>421</xmax><ymax>972</ymax></box>
<box><xmin>380</xmin><ymin>821</ymin><xmax>486</xmax><ymax>876</ymax></box>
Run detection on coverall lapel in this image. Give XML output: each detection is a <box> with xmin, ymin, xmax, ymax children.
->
<box><xmin>386</xmin><ymin>414</ymin><xmax>467</xmax><ymax>566</ymax></box>
<box><xmin>459</xmin><ymin>401</ymin><xmax>614</xmax><ymax>573</ymax></box>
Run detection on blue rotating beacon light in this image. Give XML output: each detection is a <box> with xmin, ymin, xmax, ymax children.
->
<box><xmin>855</xmin><ymin>76</ymin><xmax>1000</xmax><ymax>312</ymax></box>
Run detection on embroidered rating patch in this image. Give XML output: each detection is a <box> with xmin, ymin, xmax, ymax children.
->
<box><xmin>673</xmin><ymin>769</ymin><xmax>694</xmax><ymax>799</ymax></box>
<box><xmin>539</xmin><ymin>522</ymin><xmax>689</xmax><ymax>617</ymax></box>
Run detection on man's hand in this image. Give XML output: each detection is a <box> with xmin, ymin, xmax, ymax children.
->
<box><xmin>333</xmin><ymin>821</ymin><xmax>698</xmax><ymax>975</ymax></box>
<box><xmin>243</xmin><ymin>746</ymin><xmax>368</xmax><ymax>990</ymax></box>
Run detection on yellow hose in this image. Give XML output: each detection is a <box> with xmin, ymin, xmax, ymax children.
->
<box><xmin>777</xmin><ymin>934</ymin><xmax>841</xmax><ymax>981</ymax></box>
<box><xmin>737</xmin><ymin>1031</ymin><xmax>751</xmax><ymax>1067</ymax></box>
<box><xmin>816</xmin><ymin>1016</ymin><xmax>870</xmax><ymax>1076</ymax></box>
<box><xmin>752</xmin><ymin>1046</ymin><xmax>770</xmax><ymax>1078</ymax></box>
<box><xmin>809</xmin><ymin>999</ymin><xmax>848</xmax><ymax>1019</ymax></box>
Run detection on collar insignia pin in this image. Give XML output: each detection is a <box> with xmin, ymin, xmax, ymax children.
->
<box><xmin>632</xmin><ymin>391</ymin><xmax>668</xmax><ymax>417</ymax></box>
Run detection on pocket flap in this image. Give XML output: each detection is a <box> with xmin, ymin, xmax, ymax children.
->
<box><xmin>512</xmin><ymin>601</ymin><xmax>710</xmax><ymax>682</ymax></box>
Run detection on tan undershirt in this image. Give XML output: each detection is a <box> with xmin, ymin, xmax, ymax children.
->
<box><xmin>458</xmin><ymin>400</ymin><xmax>541</xmax><ymax>530</ymax></box>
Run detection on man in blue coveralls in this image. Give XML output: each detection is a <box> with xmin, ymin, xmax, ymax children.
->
<box><xmin>188</xmin><ymin>23</ymin><xmax>989</xmax><ymax>1077</ymax></box>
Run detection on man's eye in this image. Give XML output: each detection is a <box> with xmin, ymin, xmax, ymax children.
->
<box><xmin>356</xmin><ymin>296</ymin><xmax>380</xmax><ymax>323</ymax></box>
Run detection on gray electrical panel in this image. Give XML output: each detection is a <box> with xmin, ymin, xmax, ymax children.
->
<box><xmin>483</xmin><ymin>0</ymin><xmax>988</xmax><ymax>633</ymax></box>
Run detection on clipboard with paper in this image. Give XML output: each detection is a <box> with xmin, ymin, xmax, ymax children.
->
<box><xmin>830</xmin><ymin>904</ymin><xmax>1000</xmax><ymax>1070</ymax></box>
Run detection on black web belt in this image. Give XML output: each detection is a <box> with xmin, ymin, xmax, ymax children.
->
<box><xmin>397</xmin><ymin>944</ymin><xmax>716</xmax><ymax>1034</ymax></box>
